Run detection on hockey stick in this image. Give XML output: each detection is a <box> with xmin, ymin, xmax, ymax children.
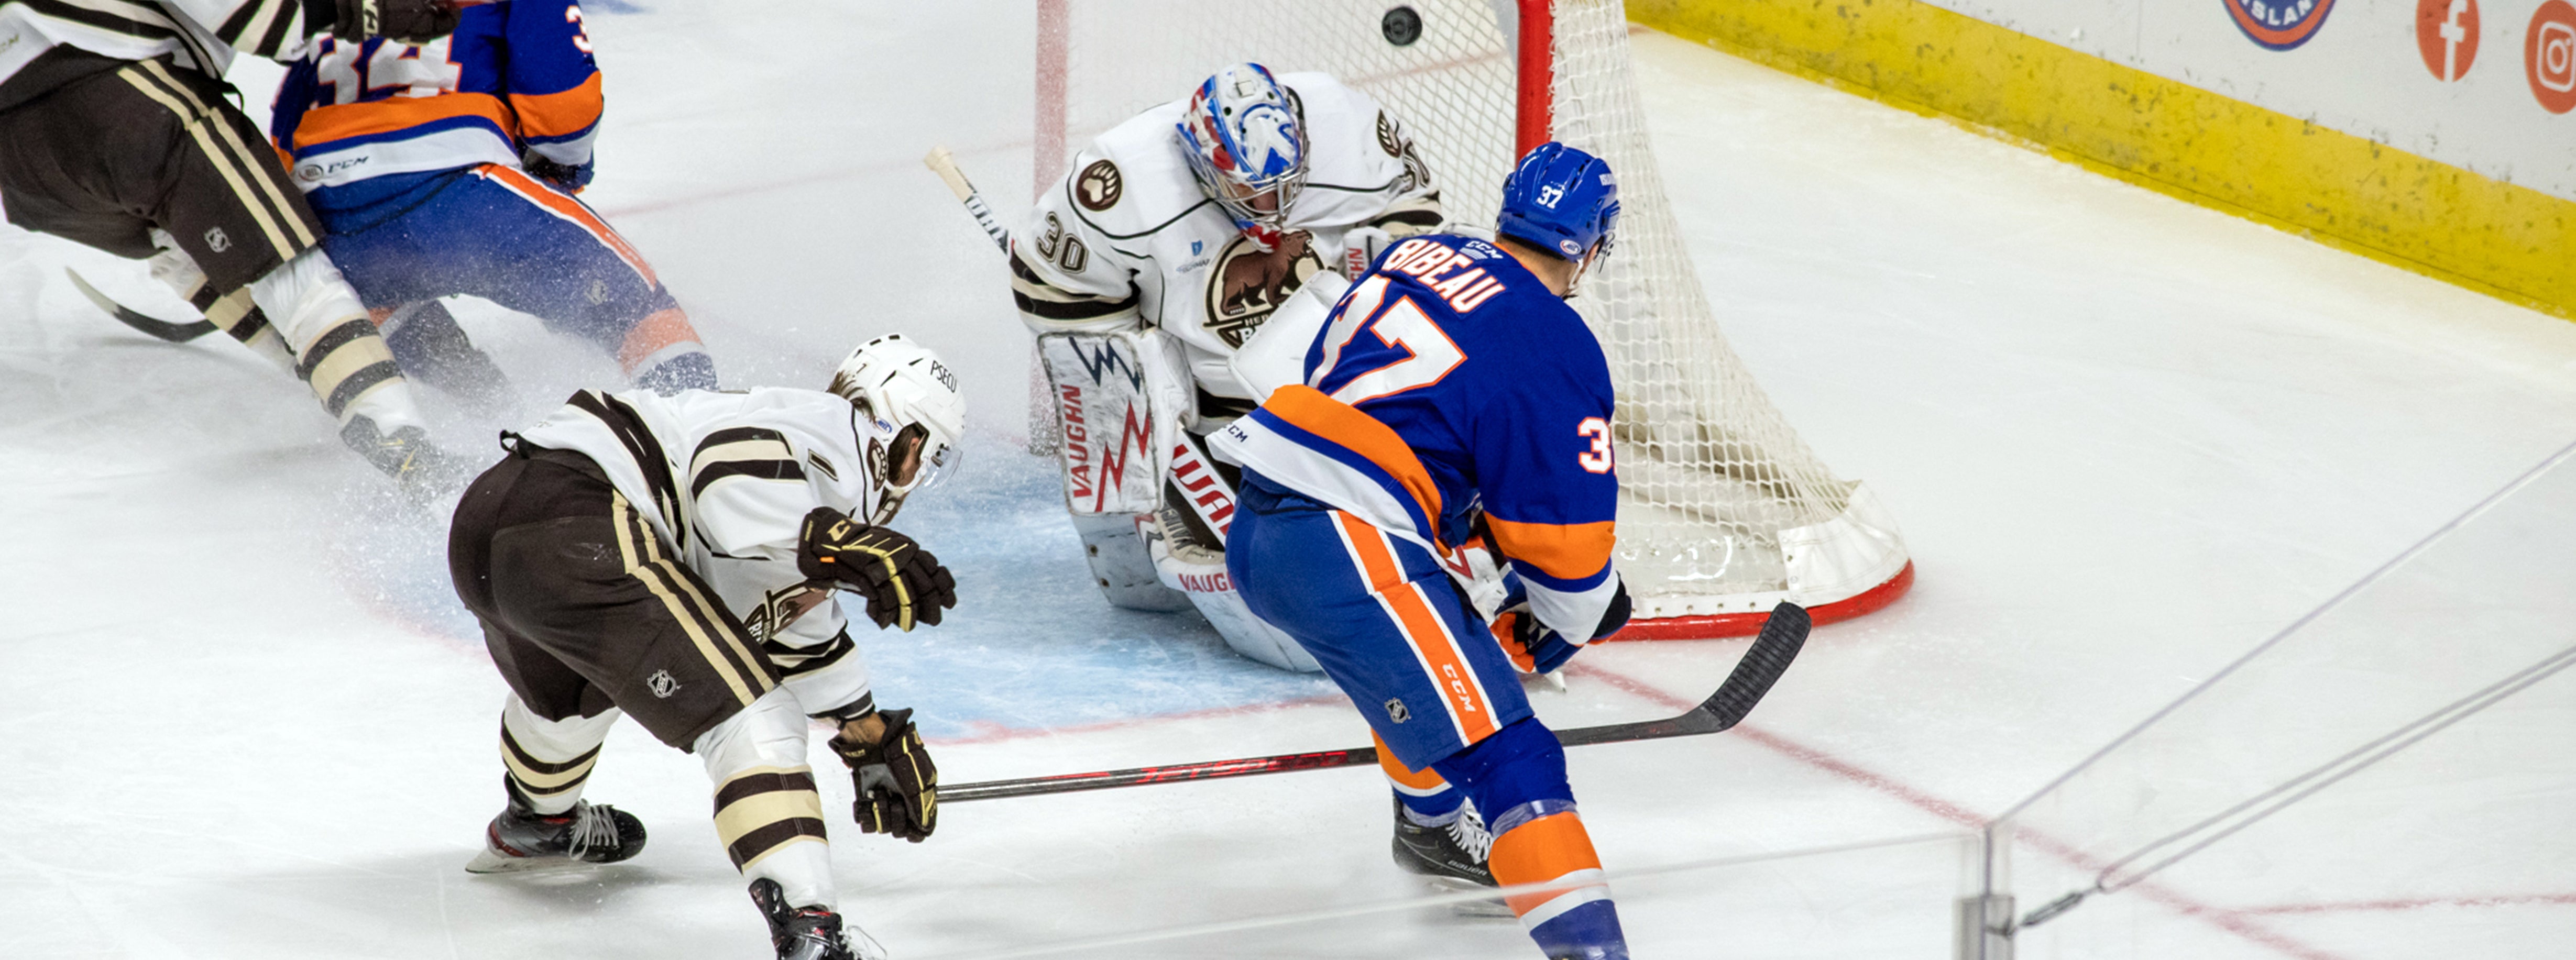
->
<box><xmin>64</xmin><ymin>269</ymin><xmax>217</xmax><ymax>343</ymax></box>
<box><xmin>942</xmin><ymin>601</ymin><xmax>1812</xmax><ymax>803</ymax></box>
<box><xmin>922</xmin><ymin>146</ymin><xmax>1012</xmax><ymax>253</ymax></box>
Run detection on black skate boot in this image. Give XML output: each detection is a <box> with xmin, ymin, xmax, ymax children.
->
<box><xmin>463</xmin><ymin>779</ymin><xmax>646</xmax><ymax>874</ymax></box>
<box><xmin>750</xmin><ymin>878</ymin><xmax>886</xmax><ymax>960</ymax></box>
<box><xmin>1391</xmin><ymin>797</ymin><xmax>1511</xmax><ymax>917</ymax></box>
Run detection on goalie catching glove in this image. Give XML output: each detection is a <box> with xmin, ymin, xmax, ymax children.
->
<box><xmin>796</xmin><ymin>507</ymin><xmax>957</xmax><ymax>631</ymax></box>
<box><xmin>828</xmin><ymin>708</ymin><xmax>938</xmax><ymax>842</ymax></box>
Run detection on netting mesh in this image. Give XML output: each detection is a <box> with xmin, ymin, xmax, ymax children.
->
<box><xmin>1050</xmin><ymin>0</ymin><xmax>1865</xmax><ymax>617</ymax></box>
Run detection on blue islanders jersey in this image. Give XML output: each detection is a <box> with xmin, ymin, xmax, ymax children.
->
<box><xmin>268</xmin><ymin>0</ymin><xmax>600</xmax><ymax>204</ymax></box>
<box><xmin>1214</xmin><ymin>233</ymin><xmax>1623</xmax><ymax>638</ymax></box>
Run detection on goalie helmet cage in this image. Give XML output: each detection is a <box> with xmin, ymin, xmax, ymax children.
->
<box><xmin>1032</xmin><ymin>0</ymin><xmax>1913</xmax><ymax>638</ymax></box>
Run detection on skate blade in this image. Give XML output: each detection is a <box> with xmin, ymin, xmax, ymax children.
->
<box><xmin>464</xmin><ymin>847</ymin><xmax>605</xmax><ymax>875</ymax></box>
<box><xmin>1420</xmin><ymin>876</ymin><xmax>1515</xmax><ymax>919</ymax></box>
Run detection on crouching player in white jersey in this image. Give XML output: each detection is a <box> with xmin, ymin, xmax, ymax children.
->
<box><xmin>1011</xmin><ymin>62</ymin><xmax>1444</xmax><ymax>670</ymax></box>
<box><xmin>1216</xmin><ymin>145</ymin><xmax>1634</xmax><ymax>959</ymax></box>
<box><xmin>445</xmin><ymin>335</ymin><xmax>963</xmax><ymax>960</ymax></box>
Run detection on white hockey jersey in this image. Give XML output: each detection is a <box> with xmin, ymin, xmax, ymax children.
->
<box><xmin>1010</xmin><ymin>72</ymin><xmax>1443</xmax><ymax>404</ymax></box>
<box><xmin>514</xmin><ymin>387</ymin><xmax>906</xmax><ymax>711</ymax></box>
<box><xmin>0</xmin><ymin>0</ymin><xmax>322</xmax><ymax>95</ymax></box>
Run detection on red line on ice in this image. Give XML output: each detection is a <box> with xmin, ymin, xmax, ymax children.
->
<box><xmin>2238</xmin><ymin>892</ymin><xmax>2576</xmax><ymax>915</ymax></box>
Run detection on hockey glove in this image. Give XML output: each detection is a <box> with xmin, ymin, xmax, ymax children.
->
<box><xmin>829</xmin><ymin>708</ymin><xmax>938</xmax><ymax>842</ymax></box>
<box><xmin>329</xmin><ymin>0</ymin><xmax>463</xmax><ymax>45</ymax></box>
<box><xmin>1341</xmin><ymin>226</ymin><xmax>1393</xmax><ymax>279</ymax></box>
<box><xmin>1496</xmin><ymin>606</ymin><xmax>1582</xmax><ymax>676</ymax></box>
<box><xmin>522</xmin><ymin>152</ymin><xmax>595</xmax><ymax>192</ymax></box>
<box><xmin>1493</xmin><ymin>580</ymin><xmax>1632</xmax><ymax>675</ymax></box>
<box><xmin>796</xmin><ymin>507</ymin><xmax>957</xmax><ymax>631</ymax></box>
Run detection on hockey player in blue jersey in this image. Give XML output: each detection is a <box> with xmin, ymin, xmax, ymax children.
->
<box><xmin>267</xmin><ymin>0</ymin><xmax>719</xmax><ymax>408</ymax></box>
<box><xmin>1215</xmin><ymin>143</ymin><xmax>1633</xmax><ymax>960</ymax></box>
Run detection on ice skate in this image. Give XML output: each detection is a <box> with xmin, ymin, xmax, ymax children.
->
<box><xmin>463</xmin><ymin>781</ymin><xmax>646</xmax><ymax>874</ymax></box>
<box><xmin>751</xmin><ymin>878</ymin><xmax>887</xmax><ymax>960</ymax></box>
<box><xmin>1391</xmin><ymin>797</ymin><xmax>1511</xmax><ymax>917</ymax></box>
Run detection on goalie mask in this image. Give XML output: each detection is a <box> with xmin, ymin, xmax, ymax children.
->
<box><xmin>829</xmin><ymin>334</ymin><xmax>965</xmax><ymax>503</ymax></box>
<box><xmin>1177</xmin><ymin>63</ymin><xmax>1308</xmax><ymax>250</ymax></box>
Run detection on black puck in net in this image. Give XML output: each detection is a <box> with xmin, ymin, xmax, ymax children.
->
<box><xmin>1382</xmin><ymin>6</ymin><xmax>1423</xmax><ymax>46</ymax></box>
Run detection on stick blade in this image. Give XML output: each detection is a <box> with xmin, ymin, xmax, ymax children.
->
<box><xmin>1704</xmin><ymin>601</ymin><xmax>1811</xmax><ymax>730</ymax></box>
<box><xmin>65</xmin><ymin>269</ymin><xmax>216</xmax><ymax>343</ymax></box>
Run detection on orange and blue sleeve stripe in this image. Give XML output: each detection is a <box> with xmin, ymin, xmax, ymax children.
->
<box><xmin>505</xmin><ymin>0</ymin><xmax>603</xmax><ymax>163</ymax></box>
<box><xmin>1484</xmin><ymin>516</ymin><xmax>1615</xmax><ymax>593</ymax></box>
<box><xmin>1246</xmin><ymin>384</ymin><xmax>1447</xmax><ymax>546</ymax></box>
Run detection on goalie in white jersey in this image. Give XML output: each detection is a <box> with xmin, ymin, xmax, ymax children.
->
<box><xmin>1012</xmin><ymin>62</ymin><xmax>1444</xmax><ymax>670</ymax></box>
<box><xmin>446</xmin><ymin>334</ymin><xmax>963</xmax><ymax>960</ymax></box>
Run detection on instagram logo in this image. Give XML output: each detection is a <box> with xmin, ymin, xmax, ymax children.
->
<box><xmin>2533</xmin><ymin>0</ymin><xmax>2576</xmax><ymax>112</ymax></box>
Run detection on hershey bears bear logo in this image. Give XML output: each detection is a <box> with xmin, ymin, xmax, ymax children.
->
<box><xmin>1203</xmin><ymin>230</ymin><xmax>1323</xmax><ymax>348</ymax></box>
<box><xmin>1076</xmin><ymin>159</ymin><xmax>1123</xmax><ymax>211</ymax></box>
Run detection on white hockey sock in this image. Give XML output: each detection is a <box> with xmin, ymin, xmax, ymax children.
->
<box><xmin>144</xmin><ymin>234</ymin><xmax>295</xmax><ymax>370</ymax></box>
<box><xmin>500</xmin><ymin>695</ymin><xmax>620</xmax><ymax>815</ymax></box>
<box><xmin>697</xmin><ymin>688</ymin><xmax>837</xmax><ymax>910</ymax></box>
<box><xmin>246</xmin><ymin>249</ymin><xmax>427</xmax><ymax>435</ymax></box>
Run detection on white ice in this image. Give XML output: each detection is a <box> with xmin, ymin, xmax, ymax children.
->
<box><xmin>4</xmin><ymin>4</ymin><xmax>2574</xmax><ymax>958</ymax></box>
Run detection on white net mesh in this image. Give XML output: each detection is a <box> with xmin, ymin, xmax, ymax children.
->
<box><xmin>1047</xmin><ymin>0</ymin><xmax>1889</xmax><ymax>621</ymax></box>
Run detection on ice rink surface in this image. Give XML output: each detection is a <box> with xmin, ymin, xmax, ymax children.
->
<box><xmin>4</xmin><ymin>3</ymin><xmax>2574</xmax><ymax>957</ymax></box>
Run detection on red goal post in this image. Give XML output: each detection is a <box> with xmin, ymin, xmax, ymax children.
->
<box><xmin>1031</xmin><ymin>1</ymin><xmax>1914</xmax><ymax>639</ymax></box>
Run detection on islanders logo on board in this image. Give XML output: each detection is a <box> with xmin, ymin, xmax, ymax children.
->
<box><xmin>2227</xmin><ymin>0</ymin><xmax>2338</xmax><ymax>50</ymax></box>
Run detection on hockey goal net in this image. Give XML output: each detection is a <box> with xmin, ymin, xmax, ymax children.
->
<box><xmin>1034</xmin><ymin>0</ymin><xmax>1912</xmax><ymax>637</ymax></box>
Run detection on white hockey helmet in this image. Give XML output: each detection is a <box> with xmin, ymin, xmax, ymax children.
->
<box><xmin>828</xmin><ymin>333</ymin><xmax>965</xmax><ymax>496</ymax></box>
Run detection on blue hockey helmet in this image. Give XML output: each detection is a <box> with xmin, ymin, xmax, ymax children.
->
<box><xmin>1497</xmin><ymin>142</ymin><xmax>1620</xmax><ymax>262</ymax></box>
<box><xmin>1176</xmin><ymin>63</ymin><xmax>1308</xmax><ymax>245</ymax></box>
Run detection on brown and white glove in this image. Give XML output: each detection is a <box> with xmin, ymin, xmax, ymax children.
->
<box><xmin>327</xmin><ymin>0</ymin><xmax>464</xmax><ymax>44</ymax></box>
<box><xmin>829</xmin><ymin>708</ymin><xmax>938</xmax><ymax>842</ymax></box>
<box><xmin>796</xmin><ymin>507</ymin><xmax>957</xmax><ymax>631</ymax></box>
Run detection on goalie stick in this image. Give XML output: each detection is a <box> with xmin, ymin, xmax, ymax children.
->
<box><xmin>64</xmin><ymin>269</ymin><xmax>217</xmax><ymax>343</ymax></box>
<box><xmin>942</xmin><ymin>601</ymin><xmax>1812</xmax><ymax>803</ymax></box>
<box><xmin>921</xmin><ymin>146</ymin><xmax>1011</xmax><ymax>254</ymax></box>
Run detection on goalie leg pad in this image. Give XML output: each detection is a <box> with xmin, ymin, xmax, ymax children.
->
<box><xmin>1071</xmin><ymin>513</ymin><xmax>1190</xmax><ymax>612</ymax></box>
<box><xmin>1036</xmin><ymin>329</ymin><xmax>1189</xmax><ymax>516</ymax></box>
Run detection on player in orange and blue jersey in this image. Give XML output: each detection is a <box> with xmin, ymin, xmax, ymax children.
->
<box><xmin>1216</xmin><ymin>143</ymin><xmax>1633</xmax><ymax>960</ymax></box>
<box><xmin>267</xmin><ymin>0</ymin><xmax>717</xmax><ymax>403</ymax></box>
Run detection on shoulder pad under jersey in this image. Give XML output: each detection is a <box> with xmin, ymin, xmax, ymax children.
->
<box><xmin>1277</xmin><ymin>72</ymin><xmax>1430</xmax><ymax>230</ymax></box>
<box><xmin>1053</xmin><ymin>101</ymin><xmax>1220</xmax><ymax>248</ymax></box>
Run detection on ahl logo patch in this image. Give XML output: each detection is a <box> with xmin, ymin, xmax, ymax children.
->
<box><xmin>2226</xmin><ymin>0</ymin><xmax>2338</xmax><ymax>50</ymax></box>
<box><xmin>646</xmin><ymin>669</ymin><xmax>681</xmax><ymax>699</ymax></box>
<box><xmin>1203</xmin><ymin>230</ymin><xmax>1323</xmax><ymax>348</ymax></box>
<box><xmin>1076</xmin><ymin>159</ymin><xmax>1123</xmax><ymax>211</ymax></box>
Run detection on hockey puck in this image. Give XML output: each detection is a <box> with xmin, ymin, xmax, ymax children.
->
<box><xmin>1382</xmin><ymin>6</ymin><xmax>1423</xmax><ymax>46</ymax></box>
